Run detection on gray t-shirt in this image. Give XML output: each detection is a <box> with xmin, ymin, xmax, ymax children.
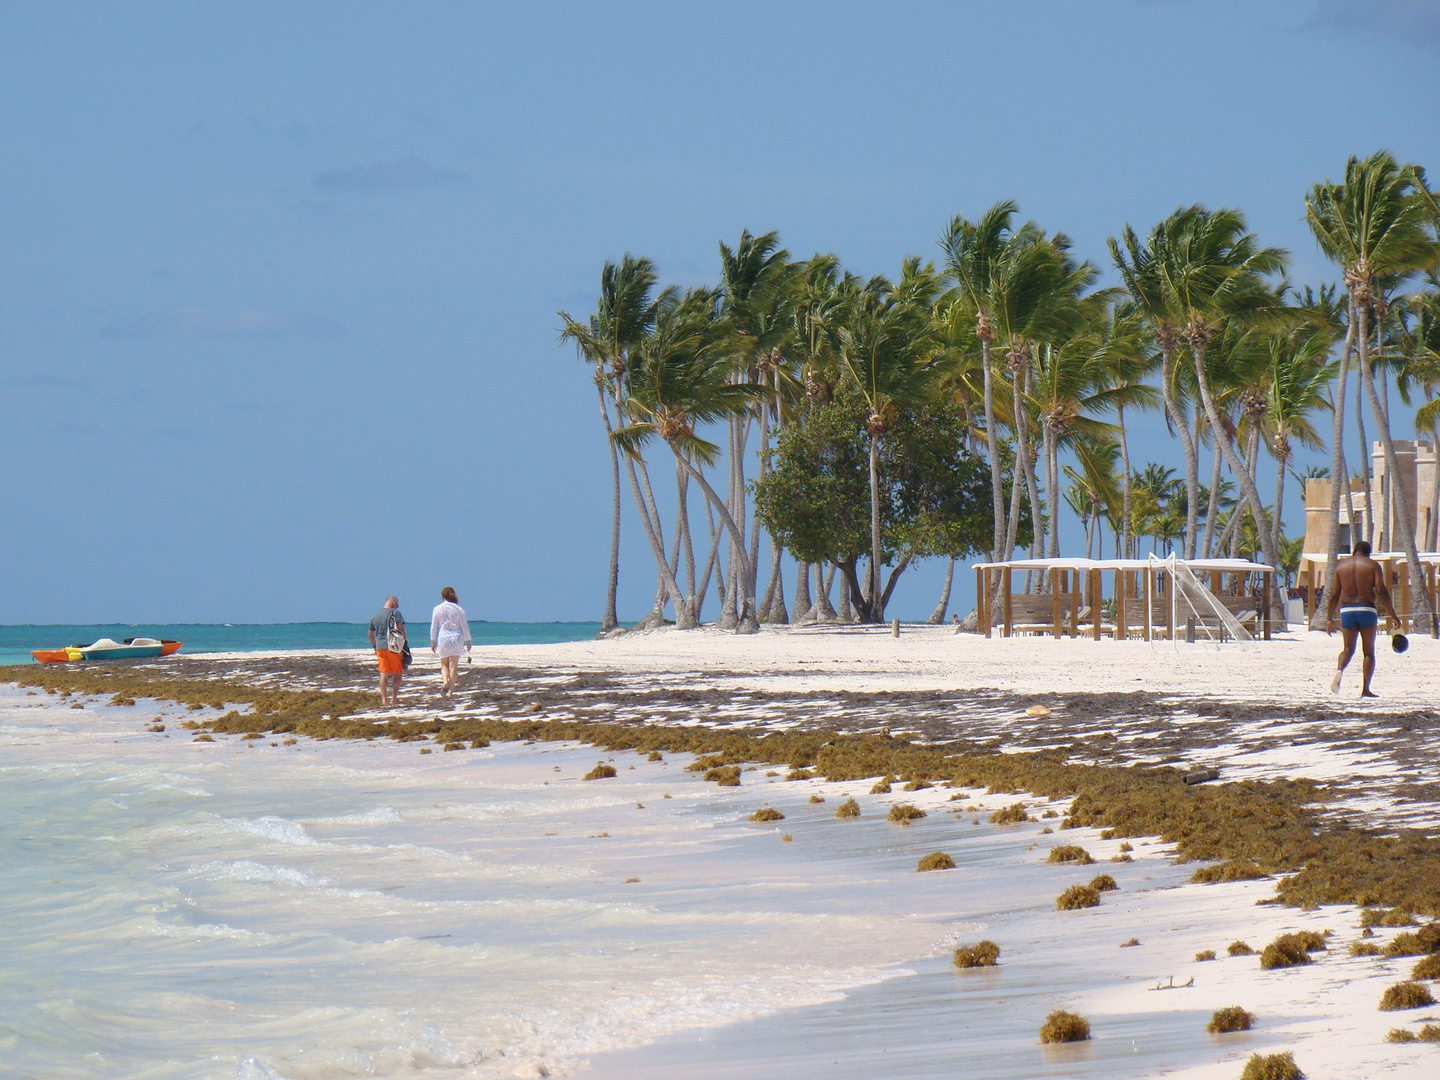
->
<box><xmin>370</xmin><ymin>608</ymin><xmax>405</xmax><ymax>650</ymax></box>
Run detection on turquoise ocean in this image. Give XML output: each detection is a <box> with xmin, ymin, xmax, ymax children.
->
<box><xmin>0</xmin><ymin>621</ymin><xmax>601</xmax><ymax>666</ymax></box>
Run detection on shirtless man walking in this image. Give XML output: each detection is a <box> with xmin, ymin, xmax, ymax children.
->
<box><xmin>1325</xmin><ymin>540</ymin><xmax>1400</xmax><ymax>697</ymax></box>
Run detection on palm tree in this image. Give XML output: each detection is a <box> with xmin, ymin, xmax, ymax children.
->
<box><xmin>1307</xmin><ymin>151</ymin><xmax>1439</xmax><ymax>633</ymax></box>
<box><xmin>614</xmin><ymin>288</ymin><xmax>768</xmax><ymax>632</ymax></box>
<box><xmin>833</xmin><ymin>260</ymin><xmax>945</xmax><ymax>621</ymax></box>
<box><xmin>1120</xmin><ymin>206</ymin><xmax>1291</xmax><ymax>580</ymax></box>
<box><xmin>1111</xmin><ymin>213</ymin><xmax>1205</xmax><ymax>558</ymax></box>
<box><xmin>559</xmin><ymin>256</ymin><xmax>668</xmax><ymax>632</ymax></box>
<box><xmin>1091</xmin><ymin>303</ymin><xmax>1159</xmax><ymax>559</ymax></box>
<box><xmin>940</xmin><ymin>201</ymin><xmax>1025</xmax><ymax>562</ymax></box>
<box><xmin>1263</xmin><ymin>316</ymin><xmax>1337</xmax><ymax>558</ymax></box>
<box><xmin>1397</xmin><ymin>287</ymin><xmax>1440</xmax><ymax>549</ymax></box>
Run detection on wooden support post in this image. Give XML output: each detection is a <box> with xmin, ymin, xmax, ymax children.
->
<box><xmin>1143</xmin><ymin>566</ymin><xmax>1153</xmax><ymax>642</ymax></box>
<box><xmin>1051</xmin><ymin>568</ymin><xmax>1062</xmax><ymax>639</ymax></box>
<box><xmin>1262</xmin><ymin>572</ymin><xmax>1272</xmax><ymax>641</ymax></box>
<box><xmin>1070</xmin><ymin>570</ymin><xmax>1080</xmax><ymax>638</ymax></box>
<box><xmin>1400</xmin><ymin>566</ymin><xmax>1410</xmax><ymax>633</ymax></box>
<box><xmin>977</xmin><ymin>566</ymin><xmax>989</xmax><ymax>638</ymax></box>
<box><xmin>1091</xmin><ymin>568</ymin><xmax>1102</xmax><ymax>640</ymax></box>
<box><xmin>1117</xmin><ymin>570</ymin><xmax>1128</xmax><ymax>640</ymax></box>
<box><xmin>1002</xmin><ymin>567</ymin><xmax>1013</xmax><ymax>638</ymax></box>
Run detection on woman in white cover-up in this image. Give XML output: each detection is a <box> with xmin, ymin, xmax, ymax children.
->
<box><xmin>430</xmin><ymin>587</ymin><xmax>471</xmax><ymax>696</ymax></box>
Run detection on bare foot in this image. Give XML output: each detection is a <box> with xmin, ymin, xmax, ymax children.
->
<box><xmin>1360</xmin><ymin>690</ymin><xmax>1378</xmax><ymax>698</ymax></box>
<box><xmin>1329</xmin><ymin>669</ymin><xmax>1344</xmax><ymax>694</ymax></box>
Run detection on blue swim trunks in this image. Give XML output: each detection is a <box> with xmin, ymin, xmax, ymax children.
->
<box><xmin>1339</xmin><ymin>606</ymin><xmax>1378</xmax><ymax>630</ymax></box>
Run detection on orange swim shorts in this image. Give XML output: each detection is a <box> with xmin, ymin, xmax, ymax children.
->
<box><xmin>376</xmin><ymin>649</ymin><xmax>404</xmax><ymax>675</ymax></box>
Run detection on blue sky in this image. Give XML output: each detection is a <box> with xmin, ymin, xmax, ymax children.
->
<box><xmin>2</xmin><ymin>1</ymin><xmax>1438</xmax><ymax>624</ymax></box>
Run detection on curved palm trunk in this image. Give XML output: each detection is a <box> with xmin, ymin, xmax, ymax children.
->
<box><xmin>928</xmin><ymin>558</ymin><xmax>955</xmax><ymax>623</ymax></box>
<box><xmin>1355</xmin><ymin>302</ymin><xmax>1436</xmax><ymax>635</ymax></box>
<box><xmin>622</xmin><ymin>452</ymin><xmax>694</xmax><ymax>628</ymax></box>
<box><xmin>1314</xmin><ymin>317</ymin><xmax>1355</xmax><ymax>629</ymax></box>
<box><xmin>1158</xmin><ymin>340</ymin><xmax>1201</xmax><ymax>558</ymax></box>
<box><xmin>1271</xmin><ymin>446</ymin><xmax>1288</xmax><ymax>561</ymax></box>
<box><xmin>1118</xmin><ymin>403</ymin><xmax>1133</xmax><ymax>559</ymax></box>
<box><xmin>867</xmin><ymin>431</ymin><xmax>884</xmax><ymax>622</ymax></box>
<box><xmin>596</xmin><ymin>380</ymin><xmax>621</xmax><ymax>633</ymax></box>
<box><xmin>674</xmin><ymin>448</ymin><xmax>760</xmax><ymax>632</ymax></box>
<box><xmin>793</xmin><ymin>560</ymin><xmax>812</xmax><ymax>623</ymax></box>
<box><xmin>1189</xmin><ymin>334</ymin><xmax>1282</xmax><ymax>597</ymax></box>
<box><xmin>1202</xmin><ymin>437</ymin><xmax>1223</xmax><ymax>558</ymax></box>
<box><xmin>980</xmin><ymin>336</ymin><xmax>1005</xmax><ymax>560</ymax></box>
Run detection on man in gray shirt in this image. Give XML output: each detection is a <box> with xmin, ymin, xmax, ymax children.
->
<box><xmin>367</xmin><ymin>596</ymin><xmax>406</xmax><ymax>706</ymax></box>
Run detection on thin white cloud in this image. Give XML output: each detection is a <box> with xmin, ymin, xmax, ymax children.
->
<box><xmin>313</xmin><ymin>156</ymin><xmax>469</xmax><ymax>193</ymax></box>
<box><xmin>102</xmin><ymin>308</ymin><xmax>341</xmax><ymax>341</ymax></box>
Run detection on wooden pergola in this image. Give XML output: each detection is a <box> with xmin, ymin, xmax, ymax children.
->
<box><xmin>1297</xmin><ymin>551</ymin><xmax>1440</xmax><ymax>631</ymax></box>
<box><xmin>973</xmin><ymin>556</ymin><xmax>1279</xmax><ymax>642</ymax></box>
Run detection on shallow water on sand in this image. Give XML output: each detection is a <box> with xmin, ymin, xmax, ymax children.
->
<box><xmin>3</xmin><ymin>686</ymin><xmax>1418</xmax><ymax>1080</ymax></box>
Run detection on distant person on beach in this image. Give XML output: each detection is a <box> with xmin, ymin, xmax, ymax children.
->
<box><xmin>430</xmin><ymin>587</ymin><xmax>472</xmax><ymax>697</ymax></box>
<box><xmin>368</xmin><ymin>596</ymin><xmax>406</xmax><ymax>706</ymax></box>
<box><xmin>1326</xmin><ymin>541</ymin><xmax>1399</xmax><ymax>698</ymax></box>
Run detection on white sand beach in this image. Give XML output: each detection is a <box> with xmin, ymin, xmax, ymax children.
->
<box><xmin>3</xmin><ymin>626</ymin><xmax>1437</xmax><ymax>1079</ymax></box>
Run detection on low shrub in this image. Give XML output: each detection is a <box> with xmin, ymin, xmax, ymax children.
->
<box><xmin>917</xmin><ymin>852</ymin><xmax>955</xmax><ymax>872</ymax></box>
<box><xmin>888</xmin><ymin>802</ymin><xmax>926</xmax><ymax>823</ymax></box>
<box><xmin>749</xmin><ymin>807</ymin><xmax>785</xmax><ymax>822</ymax></box>
<box><xmin>869</xmin><ymin>775</ymin><xmax>893</xmax><ymax>794</ymax></box>
<box><xmin>989</xmin><ymin>802</ymin><xmax>1030</xmax><ymax>825</ymax></box>
<box><xmin>835</xmin><ymin>798</ymin><xmax>861</xmax><ymax>819</ymax></box>
<box><xmin>1379</xmin><ymin>981</ymin><xmax>1435</xmax><ymax>1011</ymax></box>
<box><xmin>1046</xmin><ymin>845</ymin><xmax>1094</xmax><ymax>865</ymax></box>
<box><xmin>1038</xmin><ymin>1010</ymin><xmax>1090</xmax><ymax>1043</ymax></box>
<box><xmin>1090</xmin><ymin>873</ymin><xmax>1118</xmax><ymax>892</ymax></box>
<box><xmin>1195</xmin><ymin>949</ymin><xmax>1216</xmax><ymax>962</ymax></box>
<box><xmin>1057</xmin><ymin>884</ymin><xmax>1101</xmax><ymax>910</ymax></box>
<box><xmin>1228</xmin><ymin>941</ymin><xmax>1255</xmax><ymax>956</ymax></box>
<box><xmin>583</xmin><ymin>763</ymin><xmax>617</xmax><ymax>780</ymax></box>
<box><xmin>1239</xmin><ymin>1052</ymin><xmax>1304</xmax><ymax>1080</ymax></box>
<box><xmin>1207</xmin><ymin>1005</ymin><xmax>1253</xmax><ymax>1033</ymax></box>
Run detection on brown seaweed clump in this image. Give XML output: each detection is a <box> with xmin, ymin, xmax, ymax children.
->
<box><xmin>1191</xmin><ymin>859</ymin><xmax>1270</xmax><ymax>884</ymax></box>
<box><xmin>1383</xmin><ymin>931</ymin><xmax>1433</xmax><ymax>957</ymax></box>
<box><xmin>809</xmin><ymin>794</ymin><xmax>825</xmax><ymax>804</ymax></box>
<box><xmin>870</xmin><ymin>775</ymin><xmax>894</xmax><ymax>794</ymax></box>
<box><xmin>1089</xmin><ymin>873</ymin><xmax>1118</xmax><ymax>892</ymax></box>
<box><xmin>903</xmin><ymin>778</ymin><xmax>932</xmax><ymax>791</ymax></box>
<box><xmin>835</xmin><ymin>798</ymin><xmax>861</xmax><ymax>819</ymax></box>
<box><xmin>583</xmin><ymin>763</ymin><xmax>618</xmax><ymax>780</ymax></box>
<box><xmin>787</xmin><ymin>768</ymin><xmax>816</xmax><ymax>781</ymax></box>
<box><xmin>1383</xmin><ymin>1025</ymin><xmax>1439</xmax><ymax>1041</ymax></box>
<box><xmin>888</xmin><ymin>802</ymin><xmax>926</xmax><ymax>823</ymax></box>
<box><xmin>1047</xmin><ymin>845</ymin><xmax>1094</xmax><ymax>865</ymax></box>
<box><xmin>989</xmin><ymin>802</ymin><xmax>1030</xmax><ymax>825</ymax></box>
<box><xmin>647</xmin><ymin>751</ymin><xmax>663</xmax><ymax>761</ymax></box>
<box><xmin>1349</xmin><ymin>941</ymin><xmax>1382</xmax><ymax>957</ymax></box>
<box><xmin>1412</xmin><ymin>953</ymin><xmax>1440</xmax><ymax>980</ymax></box>
<box><xmin>1056</xmin><ymin>884</ymin><xmax>1101</xmax><ymax>910</ymax></box>
<box><xmin>1259</xmin><ymin>932</ymin><xmax>1325</xmax><ymax>970</ymax></box>
<box><xmin>1195</xmin><ymin>950</ymin><xmax>1217</xmax><ymax>962</ymax></box>
<box><xmin>749</xmin><ymin>807</ymin><xmax>785</xmax><ymax>822</ymax></box>
<box><xmin>917</xmin><ymin>852</ymin><xmax>955</xmax><ymax>872</ymax></box>
<box><xmin>1038</xmin><ymin>1010</ymin><xmax>1090</xmax><ymax>1043</ymax></box>
<box><xmin>1361</xmin><ymin>908</ymin><xmax>1417</xmax><ymax>928</ymax></box>
<box><xmin>705</xmin><ymin>765</ymin><xmax>742</xmax><ymax>786</ymax></box>
<box><xmin>1229</xmin><ymin>941</ymin><xmax>1255</xmax><ymax>956</ymax></box>
<box><xmin>1379</xmin><ymin>981</ymin><xmax>1436</xmax><ymax>1011</ymax></box>
<box><xmin>193</xmin><ymin>734</ymin><xmax>215</xmax><ymax>742</ymax></box>
<box><xmin>1207</xmin><ymin>1005</ymin><xmax>1254</xmax><ymax>1033</ymax></box>
<box><xmin>1240</xmin><ymin>1051</ymin><xmax>1304</xmax><ymax>1080</ymax></box>
<box><xmin>953</xmin><ymin>940</ymin><xmax>1000</xmax><ymax>968</ymax></box>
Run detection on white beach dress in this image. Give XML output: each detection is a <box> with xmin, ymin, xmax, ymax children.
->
<box><xmin>430</xmin><ymin>600</ymin><xmax>471</xmax><ymax>658</ymax></box>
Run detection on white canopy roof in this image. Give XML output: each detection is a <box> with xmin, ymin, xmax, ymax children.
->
<box><xmin>972</xmin><ymin>556</ymin><xmax>1276</xmax><ymax>573</ymax></box>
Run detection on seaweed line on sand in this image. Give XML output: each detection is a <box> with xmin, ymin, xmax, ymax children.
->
<box><xmin>6</xmin><ymin>662</ymin><xmax>1440</xmax><ymax>916</ymax></box>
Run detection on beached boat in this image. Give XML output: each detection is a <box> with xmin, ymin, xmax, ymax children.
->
<box><xmin>31</xmin><ymin>638</ymin><xmax>183</xmax><ymax>664</ymax></box>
